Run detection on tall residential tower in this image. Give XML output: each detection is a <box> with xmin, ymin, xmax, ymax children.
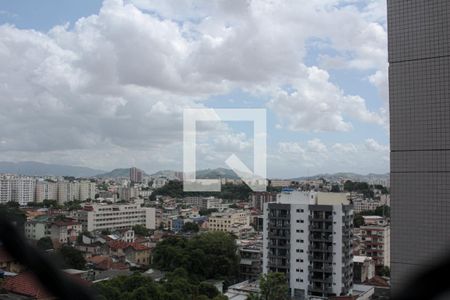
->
<box><xmin>388</xmin><ymin>0</ymin><xmax>450</xmax><ymax>290</ymax></box>
<box><xmin>262</xmin><ymin>191</ymin><xmax>353</xmax><ymax>299</ymax></box>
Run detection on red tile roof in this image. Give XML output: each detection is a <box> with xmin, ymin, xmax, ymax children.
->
<box><xmin>364</xmin><ymin>275</ymin><xmax>390</xmax><ymax>287</ymax></box>
<box><xmin>107</xmin><ymin>240</ymin><xmax>129</xmax><ymax>250</ymax></box>
<box><xmin>129</xmin><ymin>242</ymin><xmax>150</xmax><ymax>251</ymax></box>
<box><xmin>2</xmin><ymin>272</ymin><xmax>53</xmax><ymax>299</ymax></box>
<box><xmin>108</xmin><ymin>241</ymin><xmax>150</xmax><ymax>251</ymax></box>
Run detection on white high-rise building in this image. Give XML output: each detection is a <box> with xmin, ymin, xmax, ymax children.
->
<box><xmin>0</xmin><ymin>175</ymin><xmax>35</xmax><ymax>205</ymax></box>
<box><xmin>263</xmin><ymin>190</ymin><xmax>353</xmax><ymax>299</ymax></box>
<box><xmin>0</xmin><ymin>175</ymin><xmax>12</xmax><ymax>204</ymax></box>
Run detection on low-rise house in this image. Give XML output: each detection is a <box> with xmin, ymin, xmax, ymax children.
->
<box><xmin>49</xmin><ymin>219</ymin><xmax>82</xmax><ymax>246</ymax></box>
<box><xmin>107</xmin><ymin>240</ymin><xmax>151</xmax><ymax>266</ymax></box>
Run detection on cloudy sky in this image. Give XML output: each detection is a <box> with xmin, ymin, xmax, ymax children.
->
<box><xmin>0</xmin><ymin>0</ymin><xmax>389</xmax><ymax>178</ymax></box>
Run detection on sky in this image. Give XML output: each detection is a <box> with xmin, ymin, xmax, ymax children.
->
<box><xmin>0</xmin><ymin>0</ymin><xmax>389</xmax><ymax>178</ymax></box>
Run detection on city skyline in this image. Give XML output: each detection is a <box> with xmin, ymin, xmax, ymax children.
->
<box><xmin>0</xmin><ymin>0</ymin><xmax>389</xmax><ymax>178</ymax></box>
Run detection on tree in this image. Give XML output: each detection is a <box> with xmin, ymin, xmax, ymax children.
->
<box><xmin>331</xmin><ymin>184</ymin><xmax>340</xmax><ymax>192</ymax></box>
<box><xmin>37</xmin><ymin>237</ymin><xmax>54</xmax><ymax>250</ymax></box>
<box><xmin>199</xmin><ymin>208</ymin><xmax>218</xmax><ymax>216</ymax></box>
<box><xmin>377</xmin><ymin>266</ymin><xmax>390</xmax><ymax>277</ymax></box>
<box><xmin>64</xmin><ymin>200</ymin><xmax>82</xmax><ymax>211</ymax></box>
<box><xmin>182</xmin><ymin>222</ymin><xmax>199</xmax><ymax>233</ymax></box>
<box><xmin>133</xmin><ymin>224</ymin><xmax>150</xmax><ymax>236</ymax></box>
<box><xmin>259</xmin><ymin>273</ymin><xmax>289</xmax><ymax>300</ymax></box>
<box><xmin>354</xmin><ymin>214</ymin><xmax>365</xmax><ymax>227</ymax></box>
<box><xmin>198</xmin><ymin>282</ymin><xmax>219</xmax><ymax>298</ymax></box>
<box><xmin>152</xmin><ymin>232</ymin><xmax>239</xmax><ymax>282</ymax></box>
<box><xmin>0</xmin><ymin>203</ymin><xmax>26</xmax><ymax>230</ymax></box>
<box><xmin>58</xmin><ymin>246</ymin><xmax>86</xmax><ymax>269</ymax></box>
<box><xmin>93</xmin><ymin>271</ymin><xmax>228</xmax><ymax>300</ymax></box>
<box><xmin>247</xmin><ymin>293</ymin><xmax>260</xmax><ymax>300</ymax></box>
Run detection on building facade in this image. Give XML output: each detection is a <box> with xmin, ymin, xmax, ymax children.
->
<box><xmin>35</xmin><ymin>180</ymin><xmax>58</xmax><ymax>202</ymax></box>
<box><xmin>77</xmin><ymin>203</ymin><xmax>156</xmax><ymax>232</ymax></box>
<box><xmin>208</xmin><ymin>210</ymin><xmax>250</xmax><ymax>233</ymax></box>
<box><xmin>0</xmin><ymin>174</ymin><xmax>35</xmax><ymax>205</ymax></box>
<box><xmin>251</xmin><ymin>192</ymin><xmax>277</xmax><ymax>211</ymax></box>
<box><xmin>130</xmin><ymin>167</ymin><xmax>143</xmax><ymax>183</ymax></box>
<box><xmin>262</xmin><ymin>191</ymin><xmax>353</xmax><ymax>299</ymax></box>
<box><xmin>388</xmin><ymin>0</ymin><xmax>450</xmax><ymax>289</ymax></box>
<box><xmin>359</xmin><ymin>216</ymin><xmax>390</xmax><ymax>267</ymax></box>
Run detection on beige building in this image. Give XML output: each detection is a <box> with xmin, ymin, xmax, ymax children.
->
<box><xmin>79</xmin><ymin>181</ymin><xmax>96</xmax><ymax>201</ymax></box>
<box><xmin>208</xmin><ymin>210</ymin><xmax>249</xmax><ymax>233</ymax></box>
<box><xmin>57</xmin><ymin>181</ymin><xmax>96</xmax><ymax>204</ymax></box>
<box><xmin>77</xmin><ymin>203</ymin><xmax>156</xmax><ymax>232</ymax></box>
<box><xmin>359</xmin><ymin>216</ymin><xmax>390</xmax><ymax>267</ymax></box>
<box><xmin>35</xmin><ymin>181</ymin><xmax>58</xmax><ymax>202</ymax></box>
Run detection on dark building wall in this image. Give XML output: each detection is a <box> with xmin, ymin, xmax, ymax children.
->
<box><xmin>388</xmin><ymin>0</ymin><xmax>450</xmax><ymax>291</ymax></box>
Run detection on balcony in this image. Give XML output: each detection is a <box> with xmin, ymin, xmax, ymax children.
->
<box><xmin>309</xmin><ymin>244</ymin><xmax>333</xmax><ymax>253</ymax></box>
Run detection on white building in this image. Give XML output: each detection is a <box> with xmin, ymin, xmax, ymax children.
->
<box><xmin>152</xmin><ymin>177</ymin><xmax>168</xmax><ymax>189</ymax></box>
<box><xmin>0</xmin><ymin>174</ymin><xmax>35</xmax><ymax>205</ymax></box>
<box><xmin>0</xmin><ymin>175</ymin><xmax>12</xmax><ymax>204</ymax></box>
<box><xmin>263</xmin><ymin>191</ymin><xmax>353</xmax><ymax>299</ymax></box>
<box><xmin>77</xmin><ymin>203</ymin><xmax>156</xmax><ymax>232</ymax></box>
<box><xmin>184</xmin><ymin>196</ymin><xmax>222</xmax><ymax>210</ymax></box>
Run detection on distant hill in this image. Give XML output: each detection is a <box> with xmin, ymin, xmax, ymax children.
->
<box><xmin>149</xmin><ymin>168</ymin><xmax>240</xmax><ymax>180</ymax></box>
<box><xmin>95</xmin><ymin>168</ymin><xmax>149</xmax><ymax>178</ymax></box>
<box><xmin>289</xmin><ymin>172</ymin><xmax>389</xmax><ymax>183</ymax></box>
<box><xmin>0</xmin><ymin>161</ymin><xmax>104</xmax><ymax>177</ymax></box>
<box><xmin>196</xmin><ymin>168</ymin><xmax>240</xmax><ymax>179</ymax></box>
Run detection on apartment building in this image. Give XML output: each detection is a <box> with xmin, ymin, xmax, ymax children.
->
<box><xmin>352</xmin><ymin>199</ymin><xmax>385</xmax><ymax>214</ymax></box>
<box><xmin>79</xmin><ymin>181</ymin><xmax>96</xmax><ymax>201</ymax></box>
<box><xmin>24</xmin><ymin>216</ymin><xmax>50</xmax><ymax>241</ymax></box>
<box><xmin>130</xmin><ymin>167</ymin><xmax>143</xmax><ymax>183</ymax></box>
<box><xmin>208</xmin><ymin>210</ymin><xmax>250</xmax><ymax>233</ymax></box>
<box><xmin>0</xmin><ymin>175</ymin><xmax>12</xmax><ymax>204</ymax></box>
<box><xmin>184</xmin><ymin>196</ymin><xmax>222</xmax><ymax>210</ymax></box>
<box><xmin>77</xmin><ymin>203</ymin><xmax>156</xmax><ymax>232</ymax></box>
<box><xmin>35</xmin><ymin>180</ymin><xmax>58</xmax><ymax>202</ymax></box>
<box><xmin>118</xmin><ymin>187</ymin><xmax>138</xmax><ymax>201</ymax></box>
<box><xmin>239</xmin><ymin>242</ymin><xmax>262</xmax><ymax>282</ymax></box>
<box><xmin>250</xmin><ymin>192</ymin><xmax>277</xmax><ymax>211</ymax></box>
<box><xmin>263</xmin><ymin>190</ymin><xmax>353</xmax><ymax>300</ymax></box>
<box><xmin>359</xmin><ymin>216</ymin><xmax>390</xmax><ymax>267</ymax></box>
<box><xmin>57</xmin><ymin>181</ymin><xmax>97</xmax><ymax>204</ymax></box>
<box><xmin>0</xmin><ymin>174</ymin><xmax>35</xmax><ymax>205</ymax></box>
<box><xmin>24</xmin><ymin>216</ymin><xmax>82</xmax><ymax>246</ymax></box>
<box><xmin>388</xmin><ymin>0</ymin><xmax>450</xmax><ymax>288</ymax></box>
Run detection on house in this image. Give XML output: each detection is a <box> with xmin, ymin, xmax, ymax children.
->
<box><xmin>1</xmin><ymin>272</ymin><xmax>54</xmax><ymax>300</ymax></box>
<box><xmin>107</xmin><ymin>241</ymin><xmax>151</xmax><ymax>266</ymax></box>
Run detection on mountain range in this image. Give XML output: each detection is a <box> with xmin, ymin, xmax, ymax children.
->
<box><xmin>0</xmin><ymin>161</ymin><xmax>104</xmax><ymax>177</ymax></box>
<box><xmin>0</xmin><ymin>161</ymin><xmax>389</xmax><ymax>182</ymax></box>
